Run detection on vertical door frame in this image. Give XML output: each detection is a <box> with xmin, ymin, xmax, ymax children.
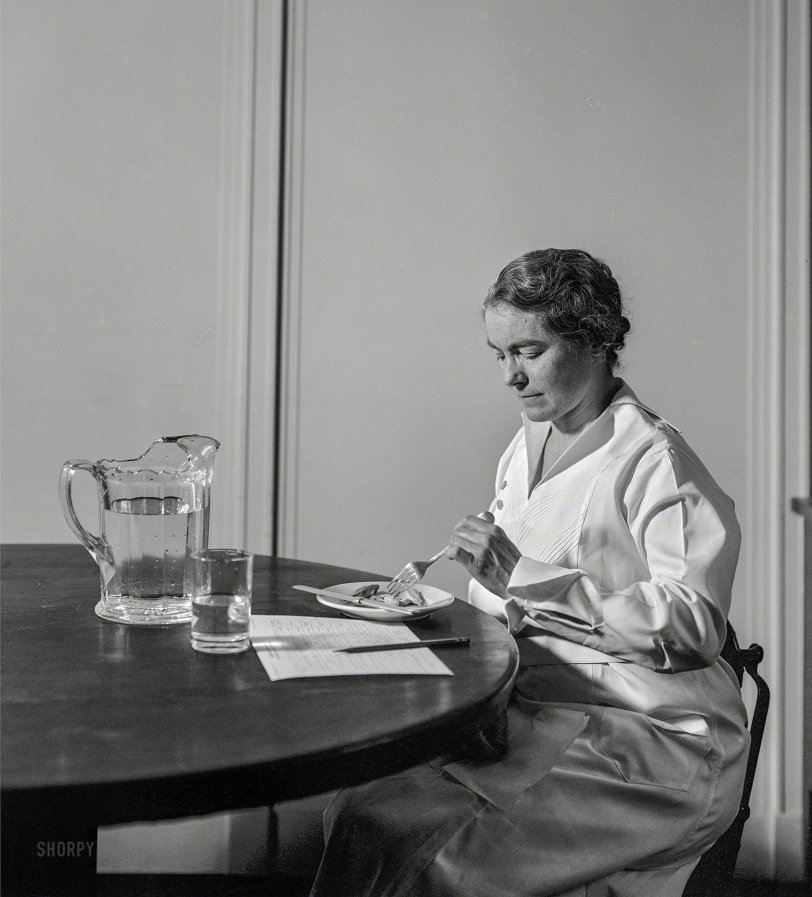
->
<box><xmin>742</xmin><ymin>0</ymin><xmax>785</xmax><ymax>875</ymax></box>
<box><xmin>244</xmin><ymin>0</ymin><xmax>286</xmax><ymax>556</ymax></box>
<box><xmin>780</xmin><ymin>0</ymin><xmax>810</xmax><ymax>879</ymax></box>
<box><xmin>212</xmin><ymin>0</ymin><xmax>284</xmax><ymax>557</ymax></box>
<box><xmin>743</xmin><ymin>0</ymin><xmax>810</xmax><ymax>879</ymax></box>
<box><xmin>274</xmin><ymin>0</ymin><xmax>307</xmax><ymax>560</ymax></box>
<box><xmin>212</xmin><ymin>0</ymin><xmax>256</xmax><ymax>550</ymax></box>
<box><xmin>213</xmin><ymin>0</ymin><xmax>286</xmax><ymax>868</ymax></box>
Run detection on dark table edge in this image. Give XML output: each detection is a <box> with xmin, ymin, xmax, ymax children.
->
<box><xmin>2</xmin><ymin>651</ymin><xmax>518</xmax><ymax>826</ymax></box>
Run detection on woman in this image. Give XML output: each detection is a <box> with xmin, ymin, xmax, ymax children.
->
<box><xmin>310</xmin><ymin>249</ymin><xmax>750</xmax><ymax>897</ymax></box>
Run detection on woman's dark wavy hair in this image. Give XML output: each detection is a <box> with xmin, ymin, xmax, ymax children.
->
<box><xmin>483</xmin><ymin>249</ymin><xmax>631</xmax><ymax>370</ymax></box>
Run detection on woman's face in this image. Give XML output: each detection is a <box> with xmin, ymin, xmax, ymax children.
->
<box><xmin>484</xmin><ymin>304</ymin><xmax>608</xmax><ymax>426</ymax></box>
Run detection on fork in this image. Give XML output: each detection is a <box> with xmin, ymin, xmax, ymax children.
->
<box><xmin>385</xmin><ymin>511</ymin><xmax>493</xmax><ymax>598</ymax></box>
<box><xmin>384</xmin><ymin>545</ymin><xmax>450</xmax><ymax>599</ymax></box>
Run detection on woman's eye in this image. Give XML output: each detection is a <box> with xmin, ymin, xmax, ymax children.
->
<box><xmin>522</xmin><ymin>351</ymin><xmax>541</xmax><ymax>360</ymax></box>
<box><xmin>494</xmin><ymin>354</ymin><xmax>505</xmax><ymax>363</ymax></box>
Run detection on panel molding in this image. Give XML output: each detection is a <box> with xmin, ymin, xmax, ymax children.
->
<box><xmin>742</xmin><ymin>0</ymin><xmax>809</xmax><ymax>879</ymax></box>
<box><xmin>275</xmin><ymin>0</ymin><xmax>308</xmax><ymax>559</ymax></box>
<box><xmin>210</xmin><ymin>0</ymin><xmax>285</xmax><ymax>555</ymax></box>
<box><xmin>743</xmin><ymin>1</ymin><xmax>811</xmax><ymax>880</ymax></box>
<box><xmin>212</xmin><ymin>0</ymin><xmax>257</xmax><ymax>548</ymax></box>
<box><xmin>243</xmin><ymin>0</ymin><xmax>286</xmax><ymax>554</ymax></box>
<box><xmin>780</xmin><ymin>0</ymin><xmax>811</xmax><ymax>881</ymax></box>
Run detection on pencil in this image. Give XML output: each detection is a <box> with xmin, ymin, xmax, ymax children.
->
<box><xmin>336</xmin><ymin>637</ymin><xmax>470</xmax><ymax>654</ymax></box>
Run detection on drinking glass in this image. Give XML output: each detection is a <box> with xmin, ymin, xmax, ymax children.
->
<box><xmin>190</xmin><ymin>549</ymin><xmax>253</xmax><ymax>654</ymax></box>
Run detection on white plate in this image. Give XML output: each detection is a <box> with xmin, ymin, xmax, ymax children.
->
<box><xmin>316</xmin><ymin>581</ymin><xmax>454</xmax><ymax>622</ymax></box>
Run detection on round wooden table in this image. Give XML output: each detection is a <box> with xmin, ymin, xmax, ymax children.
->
<box><xmin>1</xmin><ymin>544</ymin><xmax>517</xmax><ymax>890</ymax></box>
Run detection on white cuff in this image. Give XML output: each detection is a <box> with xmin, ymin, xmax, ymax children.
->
<box><xmin>507</xmin><ymin>556</ymin><xmax>582</xmax><ymax>597</ymax></box>
<box><xmin>503</xmin><ymin>597</ymin><xmax>526</xmax><ymax>634</ymax></box>
<box><xmin>468</xmin><ymin>577</ymin><xmax>526</xmax><ymax>633</ymax></box>
<box><xmin>506</xmin><ymin>557</ymin><xmax>599</xmax><ymax>631</ymax></box>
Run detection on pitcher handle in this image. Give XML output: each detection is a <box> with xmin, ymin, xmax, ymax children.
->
<box><xmin>59</xmin><ymin>460</ymin><xmax>112</xmax><ymax>568</ymax></box>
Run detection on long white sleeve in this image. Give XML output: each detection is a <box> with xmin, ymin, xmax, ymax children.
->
<box><xmin>506</xmin><ymin>447</ymin><xmax>740</xmax><ymax>672</ymax></box>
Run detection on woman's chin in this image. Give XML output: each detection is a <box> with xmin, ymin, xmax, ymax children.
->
<box><xmin>523</xmin><ymin>407</ymin><xmax>552</xmax><ymax>422</ymax></box>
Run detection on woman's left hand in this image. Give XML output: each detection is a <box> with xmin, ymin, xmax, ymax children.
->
<box><xmin>447</xmin><ymin>512</ymin><xmax>522</xmax><ymax>599</ymax></box>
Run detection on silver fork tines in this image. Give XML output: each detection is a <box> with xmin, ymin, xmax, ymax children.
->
<box><xmin>384</xmin><ymin>546</ymin><xmax>449</xmax><ymax>598</ymax></box>
<box><xmin>384</xmin><ymin>564</ymin><xmax>420</xmax><ymax>599</ymax></box>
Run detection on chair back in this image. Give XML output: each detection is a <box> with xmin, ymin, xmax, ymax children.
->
<box><xmin>682</xmin><ymin>621</ymin><xmax>770</xmax><ymax>896</ymax></box>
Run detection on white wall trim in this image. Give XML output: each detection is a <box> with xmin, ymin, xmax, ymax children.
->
<box><xmin>737</xmin><ymin>813</ymin><xmax>779</xmax><ymax>878</ymax></box>
<box><xmin>276</xmin><ymin>0</ymin><xmax>308</xmax><ymax>560</ymax></box>
<box><xmin>744</xmin><ymin>0</ymin><xmax>811</xmax><ymax>881</ymax></box>
<box><xmin>743</xmin><ymin>0</ymin><xmax>798</xmax><ymax>878</ymax></box>
<box><xmin>97</xmin><ymin>814</ymin><xmax>231</xmax><ymax>873</ymax></box>
<box><xmin>243</xmin><ymin>0</ymin><xmax>285</xmax><ymax>555</ymax></box>
<box><xmin>775</xmin><ymin>812</ymin><xmax>807</xmax><ymax>881</ymax></box>
<box><xmin>737</xmin><ymin>810</ymin><xmax>806</xmax><ymax>881</ymax></box>
<box><xmin>213</xmin><ymin>0</ymin><xmax>257</xmax><ymax>548</ymax></box>
<box><xmin>780</xmin><ymin>0</ymin><xmax>811</xmax><ymax>880</ymax></box>
<box><xmin>224</xmin><ymin>0</ymin><xmax>287</xmax><ymax>861</ymax></box>
<box><xmin>738</xmin><ymin>810</ymin><xmax>805</xmax><ymax>882</ymax></box>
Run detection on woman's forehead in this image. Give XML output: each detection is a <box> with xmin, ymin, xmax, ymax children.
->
<box><xmin>484</xmin><ymin>305</ymin><xmax>554</xmax><ymax>342</ymax></box>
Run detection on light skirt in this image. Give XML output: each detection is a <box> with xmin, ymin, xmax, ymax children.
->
<box><xmin>309</xmin><ymin>702</ymin><xmax>747</xmax><ymax>897</ymax></box>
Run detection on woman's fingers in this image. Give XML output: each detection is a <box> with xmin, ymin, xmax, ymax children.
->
<box><xmin>446</xmin><ymin>543</ymin><xmax>475</xmax><ymax>567</ymax></box>
<box><xmin>448</xmin><ymin>532</ymin><xmax>490</xmax><ymax>571</ymax></box>
<box><xmin>456</xmin><ymin>513</ymin><xmax>496</xmax><ymax>535</ymax></box>
<box><xmin>450</xmin><ymin>514</ymin><xmax>508</xmax><ymax>563</ymax></box>
<box><xmin>451</xmin><ymin>516</ymin><xmax>499</xmax><ymax>552</ymax></box>
<box><xmin>447</xmin><ymin>516</ymin><xmax>522</xmax><ymax>597</ymax></box>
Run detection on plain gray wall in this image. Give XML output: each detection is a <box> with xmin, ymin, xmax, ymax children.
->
<box><xmin>282</xmin><ymin>0</ymin><xmax>749</xmax><ymax>617</ymax></box>
<box><xmin>0</xmin><ymin>0</ymin><xmax>248</xmax><ymax>548</ymax></box>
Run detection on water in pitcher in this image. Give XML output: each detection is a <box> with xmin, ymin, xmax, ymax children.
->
<box><xmin>60</xmin><ymin>435</ymin><xmax>220</xmax><ymax>626</ymax></box>
<box><xmin>100</xmin><ymin>495</ymin><xmax>209</xmax><ymax>621</ymax></box>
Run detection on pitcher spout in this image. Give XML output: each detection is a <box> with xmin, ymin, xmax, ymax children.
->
<box><xmin>159</xmin><ymin>435</ymin><xmax>220</xmax><ymax>483</ymax></box>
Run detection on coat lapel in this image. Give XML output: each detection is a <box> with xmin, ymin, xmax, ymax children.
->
<box><xmin>521</xmin><ymin>380</ymin><xmax>677</xmax><ymax>493</ymax></box>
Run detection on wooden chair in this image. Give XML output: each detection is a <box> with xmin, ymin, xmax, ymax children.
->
<box><xmin>682</xmin><ymin>621</ymin><xmax>770</xmax><ymax>896</ymax></box>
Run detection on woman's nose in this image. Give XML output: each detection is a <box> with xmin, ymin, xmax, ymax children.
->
<box><xmin>503</xmin><ymin>358</ymin><xmax>527</xmax><ymax>388</ymax></box>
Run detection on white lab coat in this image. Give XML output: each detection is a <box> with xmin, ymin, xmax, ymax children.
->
<box><xmin>311</xmin><ymin>383</ymin><xmax>750</xmax><ymax>897</ymax></box>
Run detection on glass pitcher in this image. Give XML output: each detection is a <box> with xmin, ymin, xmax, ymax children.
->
<box><xmin>59</xmin><ymin>435</ymin><xmax>220</xmax><ymax>625</ymax></box>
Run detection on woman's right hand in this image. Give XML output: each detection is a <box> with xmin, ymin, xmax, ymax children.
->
<box><xmin>447</xmin><ymin>511</ymin><xmax>522</xmax><ymax>599</ymax></box>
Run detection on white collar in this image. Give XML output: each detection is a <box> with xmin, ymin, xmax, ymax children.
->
<box><xmin>607</xmin><ymin>381</ymin><xmax>680</xmax><ymax>431</ymax></box>
<box><xmin>521</xmin><ymin>380</ymin><xmax>680</xmax><ymax>492</ymax></box>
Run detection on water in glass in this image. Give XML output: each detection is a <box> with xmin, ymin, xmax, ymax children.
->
<box><xmin>191</xmin><ymin>593</ymin><xmax>251</xmax><ymax>653</ymax></box>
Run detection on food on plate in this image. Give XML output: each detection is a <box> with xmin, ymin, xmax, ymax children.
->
<box><xmin>352</xmin><ymin>583</ymin><xmax>426</xmax><ymax>608</ymax></box>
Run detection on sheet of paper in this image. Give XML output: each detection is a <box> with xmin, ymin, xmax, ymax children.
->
<box><xmin>250</xmin><ymin>615</ymin><xmax>453</xmax><ymax>681</ymax></box>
